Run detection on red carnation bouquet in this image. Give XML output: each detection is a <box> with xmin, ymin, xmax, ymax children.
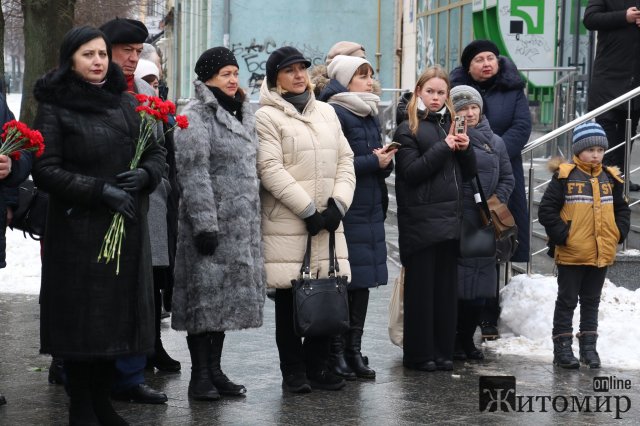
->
<box><xmin>98</xmin><ymin>94</ymin><xmax>188</xmax><ymax>274</ymax></box>
<box><xmin>0</xmin><ymin>120</ymin><xmax>45</xmax><ymax>160</ymax></box>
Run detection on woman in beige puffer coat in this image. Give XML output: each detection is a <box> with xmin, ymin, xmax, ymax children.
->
<box><xmin>255</xmin><ymin>46</ymin><xmax>355</xmax><ymax>394</ymax></box>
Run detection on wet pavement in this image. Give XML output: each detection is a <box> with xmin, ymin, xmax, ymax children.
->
<box><xmin>1</xmin><ymin>257</ymin><xmax>639</xmax><ymax>425</ymax></box>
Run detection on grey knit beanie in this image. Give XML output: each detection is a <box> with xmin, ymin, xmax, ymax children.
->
<box><xmin>450</xmin><ymin>85</ymin><xmax>483</xmax><ymax>113</ymax></box>
<box><xmin>572</xmin><ymin>122</ymin><xmax>608</xmax><ymax>155</ymax></box>
<box><xmin>327</xmin><ymin>55</ymin><xmax>370</xmax><ymax>89</ymax></box>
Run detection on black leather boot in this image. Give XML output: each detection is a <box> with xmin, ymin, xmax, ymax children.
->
<box><xmin>459</xmin><ymin>303</ymin><xmax>484</xmax><ymax>360</ymax></box>
<box><xmin>186</xmin><ymin>334</ymin><xmax>220</xmax><ymax>400</ymax></box>
<box><xmin>345</xmin><ymin>290</ymin><xmax>375</xmax><ymax>379</ymax></box>
<box><xmin>148</xmin><ymin>339</ymin><xmax>181</xmax><ymax>372</ymax></box>
<box><xmin>48</xmin><ymin>357</ymin><xmax>65</xmax><ymax>384</ymax></box>
<box><xmin>552</xmin><ymin>333</ymin><xmax>579</xmax><ymax>369</ymax></box>
<box><xmin>329</xmin><ymin>334</ymin><xmax>356</xmax><ymax>380</ymax></box>
<box><xmin>577</xmin><ymin>331</ymin><xmax>601</xmax><ymax>369</ymax></box>
<box><xmin>90</xmin><ymin>361</ymin><xmax>128</xmax><ymax>426</ymax></box>
<box><xmin>209</xmin><ymin>332</ymin><xmax>246</xmax><ymax>396</ymax></box>
<box><xmin>65</xmin><ymin>361</ymin><xmax>99</xmax><ymax>426</ymax></box>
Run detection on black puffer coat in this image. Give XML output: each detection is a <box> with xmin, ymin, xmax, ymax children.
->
<box><xmin>32</xmin><ymin>65</ymin><xmax>166</xmax><ymax>359</ymax></box>
<box><xmin>393</xmin><ymin>111</ymin><xmax>476</xmax><ymax>265</ymax></box>
<box><xmin>450</xmin><ymin>56</ymin><xmax>532</xmax><ymax>262</ymax></box>
<box><xmin>319</xmin><ymin>79</ymin><xmax>391</xmax><ymax>289</ymax></box>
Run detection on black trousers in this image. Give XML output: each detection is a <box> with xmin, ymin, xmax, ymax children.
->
<box><xmin>403</xmin><ymin>240</ymin><xmax>458</xmax><ymax>364</ymax></box>
<box><xmin>552</xmin><ymin>265</ymin><xmax>607</xmax><ymax>336</ymax></box>
<box><xmin>596</xmin><ymin>108</ymin><xmax>640</xmax><ymax>174</ymax></box>
<box><xmin>274</xmin><ymin>288</ymin><xmax>330</xmax><ymax>376</ymax></box>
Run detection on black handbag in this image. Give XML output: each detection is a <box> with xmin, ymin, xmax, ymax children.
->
<box><xmin>291</xmin><ymin>232</ymin><xmax>350</xmax><ymax>337</ymax></box>
<box><xmin>10</xmin><ymin>179</ymin><xmax>48</xmax><ymax>240</ymax></box>
<box><xmin>459</xmin><ymin>176</ymin><xmax>496</xmax><ymax>259</ymax></box>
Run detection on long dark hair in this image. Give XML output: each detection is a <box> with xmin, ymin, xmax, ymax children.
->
<box><xmin>49</xmin><ymin>26</ymin><xmax>112</xmax><ymax>84</ymax></box>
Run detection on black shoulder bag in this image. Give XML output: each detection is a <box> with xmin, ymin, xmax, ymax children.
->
<box><xmin>291</xmin><ymin>232</ymin><xmax>350</xmax><ymax>337</ymax></box>
<box><xmin>459</xmin><ymin>176</ymin><xmax>497</xmax><ymax>259</ymax></box>
<box><xmin>9</xmin><ymin>179</ymin><xmax>48</xmax><ymax>240</ymax></box>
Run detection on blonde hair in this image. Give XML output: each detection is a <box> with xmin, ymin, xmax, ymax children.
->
<box><xmin>408</xmin><ymin>66</ymin><xmax>455</xmax><ymax>135</ymax></box>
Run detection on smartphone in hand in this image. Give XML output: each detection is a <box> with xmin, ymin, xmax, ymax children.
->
<box><xmin>383</xmin><ymin>141</ymin><xmax>401</xmax><ymax>153</ymax></box>
<box><xmin>454</xmin><ymin>116</ymin><xmax>466</xmax><ymax>135</ymax></box>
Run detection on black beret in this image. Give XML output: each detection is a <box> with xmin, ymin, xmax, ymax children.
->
<box><xmin>195</xmin><ymin>47</ymin><xmax>239</xmax><ymax>82</ymax></box>
<box><xmin>266</xmin><ymin>46</ymin><xmax>311</xmax><ymax>88</ymax></box>
<box><xmin>100</xmin><ymin>18</ymin><xmax>148</xmax><ymax>44</ymax></box>
<box><xmin>460</xmin><ymin>39</ymin><xmax>500</xmax><ymax>72</ymax></box>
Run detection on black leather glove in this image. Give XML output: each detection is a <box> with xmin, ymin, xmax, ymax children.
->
<box><xmin>195</xmin><ymin>231</ymin><xmax>218</xmax><ymax>255</ymax></box>
<box><xmin>303</xmin><ymin>211</ymin><xmax>325</xmax><ymax>236</ymax></box>
<box><xmin>102</xmin><ymin>183</ymin><xmax>136</xmax><ymax>219</ymax></box>
<box><xmin>321</xmin><ymin>198</ymin><xmax>343</xmax><ymax>232</ymax></box>
<box><xmin>116</xmin><ymin>168</ymin><xmax>150</xmax><ymax>192</ymax></box>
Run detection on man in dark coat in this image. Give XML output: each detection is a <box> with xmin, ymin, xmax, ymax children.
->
<box><xmin>99</xmin><ymin>17</ymin><xmax>170</xmax><ymax>405</ymax></box>
<box><xmin>0</xmin><ymin>94</ymin><xmax>29</xmax><ymax>406</ymax></box>
<box><xmin>584</xmin><ymin>0</ymin><xmax>640</xmax><ymax>191</ymax></box>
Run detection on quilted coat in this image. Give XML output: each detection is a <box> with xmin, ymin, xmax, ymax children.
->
<box><xmin>172</xmin><ymin>81</ymin><xmax>266</xmax><ymax>333</ymax></box>
<box><xmin>32</xmin><ymin>65</ymin><xmax>166</xmax><ymax>359</ymax></box>
<box><xmin>538</xmin><ymin>156</ymin><xmax>630</xmax><ymax>267</ymax></box>
<box><xmin>255</xmin><ymin>80</ymin><xmax>355</xmax><ymax>289</ymax></box>
<box><xmin>318</xmin><ymin>79</ymin><xmax>390</xmax><ymax>289</ymax></box>
<box><xmin>450</xmin><ymin>56</ymin><xmax>532</xmax><ymax>262</ymax></box>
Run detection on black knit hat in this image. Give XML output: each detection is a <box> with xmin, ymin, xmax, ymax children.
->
<box><xmin>461</xmin><ymin>39</ymin><xmax>500</xmax><ymax>71</ymax></box>
<box><xmin>99</xmin><ymin>18</ymin><xmax>148</xmax><ymax>44</ymax></box>
<box><xmin>194</xmin><ymin>47</ymin><xmax>239</xmax><ymax>82</ymax></box>
<box><xmin>265</xmin><ymin>46</ymin><xmax>311</xmax><ymax>88</ymax></box>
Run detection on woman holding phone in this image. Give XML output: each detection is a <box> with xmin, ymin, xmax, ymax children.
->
<box><xmin>318</xmin><ymin>55</ymin><xmax>394</xmax><ymax>380</ymax></box>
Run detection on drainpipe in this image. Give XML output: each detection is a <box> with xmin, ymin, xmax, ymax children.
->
<box><xmin>223</xmin><ymin>0</ymin><xmax>230</xmax><ymax>48</ymax></box>
<box><xmin>376</xmin><ymin>0</ymin><xmax>382</xmax><ymax>76</ymax></box>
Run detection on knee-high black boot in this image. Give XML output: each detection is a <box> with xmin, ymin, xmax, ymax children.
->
<box><xmin>329</xmin><ymin>334</ymin><xmax>356</xmax><ymax>380</ymax></box>
<box><xmin>65</xmin><ymin>361</ymin><xmax>99</xmax><ymax>426</ymax></box>
<box><xmin>209</xmin><ymin>332</ymin><xmax>246</xmax><ymax>395</ymax></box>
<box><xmin>345</xmin><ymin>289</ymin><xmax>375</xmax><ymax>379</ymax></box>
<box><xmin>458</xmin><ymin>302</ymin><xmax>484</xmax><ymax>360</ymax></box>
<box><xmin>186</xmin><ymin>333</ymin><xmax>220</xmax><ymax>400</ymax></box>
<box><xmin>90</xmin><ymin>361</ymin><xmax>128</xmax><ymax>426</ymax></box>
<box><xmin>147</xmin><ymin>269</ymin><xmax>181</xmax><ymax>373</ymax></box>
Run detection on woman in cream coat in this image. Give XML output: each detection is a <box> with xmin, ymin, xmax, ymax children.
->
<box><xmin>256</xmin><ymin>46</ymin><xmax>355</xmax><ymax>394</ymax></box>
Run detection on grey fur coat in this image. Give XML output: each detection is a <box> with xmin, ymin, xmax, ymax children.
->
<box><xmin>171</xmin><ymin>81</ymin><xmax>266</xmax><ymax>333</ymax></box>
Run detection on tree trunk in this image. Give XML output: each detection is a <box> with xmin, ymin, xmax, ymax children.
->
<box><xmin>0</xmin><ymin>5</ymin><xmax>5</xmax><ymax>91</ymax></box>
<box><xmin>20</xmin><ymin>0</ymin><xmax>76</xmax><ymax>125</ymax></box>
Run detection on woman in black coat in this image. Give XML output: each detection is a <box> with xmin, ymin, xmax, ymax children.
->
<box><xmin>450</xmin><ymin>39</ymin><xmax>532</xmax><ymax>338</ymax></box>
<box><xmin>32</xmin><ymin>26</ymin><xmax>165</xmax><ymax>425</ymax></box>
<box><xmin>318</xmin><ymin>55</ymin><xmax>394</xmax><ymax>380</ymax></box>
<box><xmin>394</xmin><ymin>66</ymin><xmax>476</xmax><ymax>372</ymax></box>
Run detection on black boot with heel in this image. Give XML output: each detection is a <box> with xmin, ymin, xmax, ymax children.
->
<box><xmin>186</xmin><ymin>333</ymin><xmax>220</xmax><ymax>400</ymax></box>
<box><xmin>210</xmin><ymin>332</ymin><xmax>246</xmax><ymax>395</ymax></box>
<box><xmin>345</xmin><ymin>289</ymin><xmax>375</xmax><ymax>379</ymax></box>
<box><xmin>329</xmin><ymin>334</ymin><xmax>356</xmax><ymax>380</ymax></box>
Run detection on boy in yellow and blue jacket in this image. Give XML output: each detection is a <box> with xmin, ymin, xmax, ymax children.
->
<box><xmin>539</xmin><ymin>121</ymin><xmax>630</xmax><ymax>369</ymax></box>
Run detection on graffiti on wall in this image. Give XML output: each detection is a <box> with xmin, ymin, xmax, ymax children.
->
<box><xmin>230</xmin><ymin>37</ymin><xmax>325</xmax><ymax>94</ymax></box>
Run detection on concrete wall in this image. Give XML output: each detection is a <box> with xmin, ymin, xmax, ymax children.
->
<box><xmin>175</xmin><ymin>0</ymin><xmax>397</xmax><ymax>101</ymax></box>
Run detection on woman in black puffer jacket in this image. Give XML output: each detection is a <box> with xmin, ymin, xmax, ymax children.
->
<box><xmin>394</xmin><ymin>66</ymin><xmax>476</xmax><ymax>372</ymax></box>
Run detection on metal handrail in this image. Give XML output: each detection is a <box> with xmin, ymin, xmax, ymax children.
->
<box><xmin>522</xmin><ymin>85</ymin><xmax>640</xmax><ymax>273</ymax></box>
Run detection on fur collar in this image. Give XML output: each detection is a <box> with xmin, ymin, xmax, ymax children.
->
<box><xmin>193</xmin><ymin>80</ymin><xmax>256</xmax><ymax>142</ymax></box>
<box><xmin>450</xmin><ymin>56</ymin><xmax>526</xmax><ymax>92</ymax></box>
<box><xmin>33</xmin><ymin>63</ymin><xmax>128</xmax><ymax>112</ymax></box>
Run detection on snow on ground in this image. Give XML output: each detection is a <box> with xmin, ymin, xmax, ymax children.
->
<box><xmin>2</xmin><ymin>92</ymin><xmax>639</xmax><ymax>368</ymax></box>
<box><xmin>487</xmin><ymin>274</ymin><xmax>640</xmax><ymax>370</ymax></box>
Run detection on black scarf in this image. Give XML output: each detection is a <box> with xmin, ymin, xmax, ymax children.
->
<box><xmin>207</xmin><ymin>86</ymin><xmax>243</xmax><ymax>123</ymax></box>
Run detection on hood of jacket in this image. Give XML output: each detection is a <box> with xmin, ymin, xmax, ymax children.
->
<box><xmin>317</xmin><ymin>78</ymin><xmax>347</xmax><ymax>102</ymax></box>
<box><xmin>450</xmin><ymin>56</ymin><xmax>526</xmax><ymax>92</ymax></box>
<box><xmin>33</xmin><ymin>63</ymin><xmax>128</xmax><ymax>112</ymax></box>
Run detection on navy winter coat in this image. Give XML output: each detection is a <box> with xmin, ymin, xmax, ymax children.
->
<box><xmin>319</xmin><ymin>80</ymin><xmax>390</xmax><ymax>288</ymax></box>
<box><xmin>393</xmin><ymin>111</ymin><xmax>477</xmax><ymax>265</ymax></box>
<box><xmin>0</xmin><ymin>96</ymin><xmax>22</xmax><ymax>269</ymax></box>
<box><xmin>457</xmin><ymin>118</ymin><xmax>514</xmax><ymax>300</ymax></box>
<box><xmin>450</xmin><ymin>56</ymin><xmax>532</xmax><ymax>262</ymax></box>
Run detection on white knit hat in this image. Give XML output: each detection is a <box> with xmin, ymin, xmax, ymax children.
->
<box><xmin>134</xmin><ymin>59</ymin><xmax>159</xmax><ymax>81</ymax></box>
<box><xmin>327</xmin><ymin>55</ymin><xmax>370</xmax><ymax>89</ymax></box>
